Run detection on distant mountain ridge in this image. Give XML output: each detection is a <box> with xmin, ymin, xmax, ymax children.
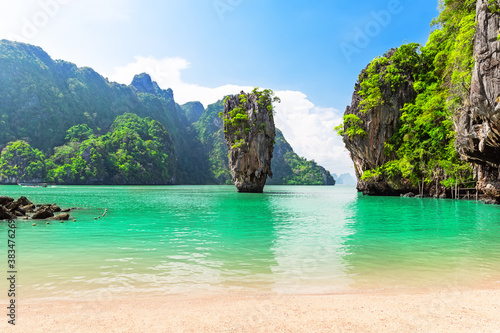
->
<box><xmin>0</xmin><ymin>39</ymin><xmax>335</xmax><ymax>185</ymax></box>
<box><xmin>332</xmin><ymin>173</ymin><xmax>356</xmax><ymax>186</ymax></box>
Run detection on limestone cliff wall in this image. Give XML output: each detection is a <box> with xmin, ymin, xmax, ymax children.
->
<box><xmin>343</xmin><ymin>49</ymin><xmax>417</xmax><ymax>195</ymax></box>
<box><xmin>456</xmin><ymin>0</ymin><xmax>500</xmax><ymax>202</ymax></box>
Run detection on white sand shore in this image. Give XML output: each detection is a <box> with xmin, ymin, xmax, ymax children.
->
<box><xmin>2</xmin><ymin>287</ymin><xmax>499</xmax><ymax>332</ymax></box>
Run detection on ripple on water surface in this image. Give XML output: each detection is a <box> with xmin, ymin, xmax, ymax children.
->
<box><xmin>0</xmin><ymin>185</ymin><xmax>499</xmax><ymax>299</ymax></box>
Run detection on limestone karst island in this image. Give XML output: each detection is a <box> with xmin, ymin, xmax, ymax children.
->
<box><xmin>222</xmin><ymin>89</ymin><xmax>278</xmax><ymax>193</ymax></box>
<box><xmin>337</xmin><ymin>1</ymin><xmax>500</xmax><ymax>204</ymax></box>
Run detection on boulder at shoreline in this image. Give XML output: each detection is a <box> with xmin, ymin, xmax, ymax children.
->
<box><xmin>0</xmin><ymin>196</ymin><xmax>71</xmax><ymax>220</ymax></box>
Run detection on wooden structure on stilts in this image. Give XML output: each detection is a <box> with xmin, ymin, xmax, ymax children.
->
<box><xmin>451</xmin><ymin>181</ymin><xmax>480</xmax><ymax>201</ymax></box>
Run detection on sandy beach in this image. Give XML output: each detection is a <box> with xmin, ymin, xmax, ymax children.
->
<box><xmin>2</xmin><ymin>287</ymin><xmax>499</xmax><ymax>332</ymax></box>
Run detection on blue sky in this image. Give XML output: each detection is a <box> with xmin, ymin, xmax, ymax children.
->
<box><xmin>0</xmin><ymin>0</ymin><xmax>439</xmax><ymax>175</ymax></box>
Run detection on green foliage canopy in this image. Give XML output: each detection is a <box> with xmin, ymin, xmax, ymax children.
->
<box><xmin>43</xmin><ymin>113</ymin><xmax>176</xmax><ymax>184</ymax></box>
<box><xmin>360</xmin><ymin>2</ymin><xmax>477</xmax><ymax>187</ymax></box>
<box><xmin>0</xmin><ymin>141</ymin><xmax>46</xmax><ymax>181</ymax></box>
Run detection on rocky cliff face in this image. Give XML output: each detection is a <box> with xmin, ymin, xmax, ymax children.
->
<box><xmin>342</xmin><ymin>49</ymin><xmax>417</xmax><ymax>195</ymax></box>
<box><xmin>131</xmin><ymin>73</ymin><xmax>174</xmax><ymax>101</ymax></box>
<box><xmin>180</xmin><ymin>101</ymin><xmax>205</xmax><ymax>124</ymax></box>
<box><xmin>223</xmin><ymin>91</ymin><xmax>276</xmax><ymax>193</ymax></box>
<box><xmin>456</xmin><ymin>0</ymin><xmax>500</xmax><ymax>202</ymax></box>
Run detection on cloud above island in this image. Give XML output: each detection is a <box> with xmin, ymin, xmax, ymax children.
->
<box><xmin>106</xmin><ymin>56</ymin><xmax>354</xmax><ymax>176</ymax></box>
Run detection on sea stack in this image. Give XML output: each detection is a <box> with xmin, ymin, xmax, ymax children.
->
<box><xmin>222</xmin><ymin>89</ymin><xmax>279</xmax><ymax>193</ymax></box>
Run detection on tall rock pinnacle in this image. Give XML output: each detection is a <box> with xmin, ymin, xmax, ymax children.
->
<box><xmin>222</xmin><ymin>89</ymin><xmax>279</xmax><ymax>193</ymax></box>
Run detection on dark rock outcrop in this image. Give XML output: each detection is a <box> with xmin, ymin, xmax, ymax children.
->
<box><xmin>16</xmin><ymin>196</ymin><xmax>33</xmax><ymax>206</ymax></box>
<box><xmin>0</xmin><ymin>196</ymin><xmax>14</xmax><ymax>206</ymax></box>
<box><xmin>32</xmin><ymin>207</ymin><xmax>54</xmax><ymax>220</ymax></box>
<box><xmin>223</xmin><ymin>91</ymin><xmax>276</xmax><ymax>193</ymax></box>
<box><xmin>456</xmin><ymin>0</ymin><xmax>500</xmax><ymax>203</ymax></box>
<box><xmin>0</xmin><ymin>196</ymin><xmax>37</xmax><ymax>219</ymax></box>
<box><xmin>21</xmin><ymin>204</ymin><xmax>36</xmax><ymax>213</ymax></box>
<box><xmin>0</xmin><ymin>196</ymin><xmax>71</xmax><ymax>220</ymax></box>
<box><xmin>342</xmin><ymin>49</ymin><xmax>417</xmax><ymax>195</ymax></box>
<box><xmin>0</xmin><ymin>206</ymin><xmax>14</xmax><ymax>220</ymax></box>
<box><xmin>49</xmin><ymin>213</ymin><xmax>70</xmax><ymax>221</ymax></box>
<box><xmin>5</xmin><ymin>201</ymin><xmax>19</xmax><ymax>211</ymax></box>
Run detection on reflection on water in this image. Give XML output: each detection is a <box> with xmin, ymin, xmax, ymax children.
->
<box><xmin>267</xmin><ymin>187</ymin><xmax>357</xmax><ymax>294</ymax></box>
<box><xmin>0</xmin><ymin>185</ymin><xmax>499</xmax><ymax>300</ymax></box>
<box><xmin>342</xmin><ymin>195</ymin><xmax>500</xmax><ymax>290</ymax></box>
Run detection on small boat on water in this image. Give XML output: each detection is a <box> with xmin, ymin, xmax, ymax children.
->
<box><xmin>17</xmin><ymin>182</ymin><xmax>48</xmax><ymax>188</ymax></box>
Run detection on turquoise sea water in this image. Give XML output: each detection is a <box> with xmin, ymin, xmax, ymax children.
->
<box><xmin>1</xmin><ymin>185</ymin><xmax>499</xmax><ymax>300</ymax></box>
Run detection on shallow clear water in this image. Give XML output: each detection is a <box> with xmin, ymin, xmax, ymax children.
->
<box><xmin>1</xmin><ymin>185</ymin><xmax>499</xmax><ymax>300</ymax></box>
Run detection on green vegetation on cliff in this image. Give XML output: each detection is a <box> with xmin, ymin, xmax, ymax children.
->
<box><xmin>46</xmin><ymin>114</ymin><xmax>176</xmax><ymax>184</ymax></box>
<box><xmin>268</xmin><ymin>130</ymin><xmax>335</xmax><ymax>185</ymax></box>
<box><xmin>0</xmin><ymin>40</ymin><xmax>335</xmax><ymax>186</ymax></box>
<box><xmin>0</xmin><ymin>114</ymin><xmax>176</xmax><ymax>184</ymax></box>
<box><xmin>179</xmin><ymin>101</ymin><xmax>205</xmax><ymax>124</ymax></box>
<box><xmin>358</xmin><ymin>43</ymin><xmax>421</xmax><ymax>113</ymax></box>
<box><xmin>334</xmin><ymin>114</ymin><xmax>366</xmax><ymax>138</ymax></box>
<box><xmin>194</xmin><ymin>100</ymin><xmax>232</xmax><ymax>184</ymax></box>
<box><xmin>0</xmin><ymin>141</ymin><xmax>46</xmax><ymax>182</ymax></box>
<box><xmin>339</xmin><ymin>1</ymin><xmax>477</xmax><ymax>189</ymax></box>
<box><xmin>220</xmin><ymin>88</ymin><xmax>280</xmax><ymax>150</ymax></box>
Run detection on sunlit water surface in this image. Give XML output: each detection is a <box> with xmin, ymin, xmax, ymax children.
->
<box><xmin>1</xmin><ymin>185</ymin><xmax>499</xmax><ymax>300</ymax></box>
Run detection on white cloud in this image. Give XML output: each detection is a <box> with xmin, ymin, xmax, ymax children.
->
<box><xmin>109</xmin><ymin>56</ymin><xmax>191</xmax><ymax>88</ymax></box>
<box><xmin>0</xmin><ymin>0</ymin><xmax>131</xmax><ymax>44</ymax></box>
<box><xmin>106</xmin><ymin>56</ymin><xmax>354</xmax><ymax>176</ymax></box>
<box><xmin>108</xmin><ymin>56</ymin><xmax>255</xmax><ymax>107</ymax></box>
<box><xmin>273</xmin><ymin>92</ymin><xmax>353</xmax><ymax>176</ymax></box>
